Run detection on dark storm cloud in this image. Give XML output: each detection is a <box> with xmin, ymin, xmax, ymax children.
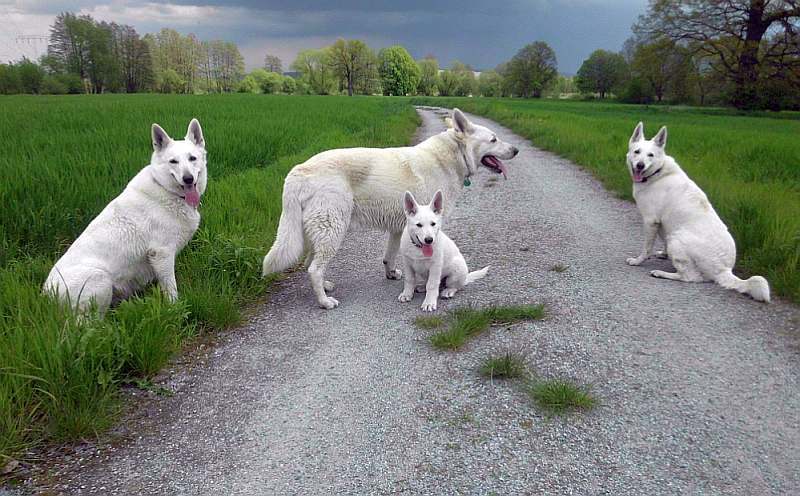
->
<box><xmin>1</xmin><ymin>0</ymin><xmax>647</xmax><ymax>73</ymax></box>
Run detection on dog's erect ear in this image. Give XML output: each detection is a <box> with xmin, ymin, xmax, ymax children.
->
<box><xmin>430</xmin><ymin>190</ymin><xmax>444</xmax><ymax>215</ymax></box>
<box><xmin>653</xmin><ymin>126</ymin><xmax>667</xmax><ymax>148</ymax></box>
<box><xmin>152</xmin><ymin>124</ymin><xmax>172</xmax><ymax>152</ymax></box>
<box><xmin>186</xmin><ymin>118</ymin><xmax>204</xmax><ymax>148</ymax></box>
<box><xmin>452</xmin><ymin>108</ymin><xmax>473</xmax><ymax>134</ymax></box>
<box><xmin>630</xmin><ymin>122</ymin><xmax>644</xmax><ymax>145</ymax></box>
<box><xmin>403</xmin><ymin>191</ymin><xmax>418</xmax><ymax>216</ymax></box>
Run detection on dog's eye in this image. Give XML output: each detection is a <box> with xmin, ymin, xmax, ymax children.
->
<box><xmin>491</xmin><ymin>137</ymin><xmax>497</xmax><ymax>143</ymax></box>
<box><xmin>189</xmin><ymin>155</ymin><xmax>197</xmax><ymax>162</ymax></box>
<box><xmin>634</xmin><ymin>150</ymin><xmax>641</xmax><ymax>154</ymax></box>
<box><xmin>416</xmin><ymin>223</ymin><xmax>423</xmax><ymax>227</ymax></box>
<box><xmin>431</xmin><ymin>222</ymin><xmax>436</xmax><ymax>226</ymax></box>
<box><xmin>647</xmin><ymin>153</ymin><xmax>654</xmax><ymax>157</ymax></box>
<box><xmin>169</xmin><ymin>159</ymin><xmax>178</xmax><ymax>164</ymax></box>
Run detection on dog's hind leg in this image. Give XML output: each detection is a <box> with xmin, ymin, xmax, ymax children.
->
<box><xmin>649</xmin><ymin>241</ymin><xmax>704</xmax><ymax>282</ymax></box>
<box><xmin>383</xmin><ymin>231</ymin><xmax>403</xmax><ymax>280</ymax></box>
<box><xmin>304</xmin><ymin>199</ymin><xmax>351</xmax><ymax>310</ymax></box>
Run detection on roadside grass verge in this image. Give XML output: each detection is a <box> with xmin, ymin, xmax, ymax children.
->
<box><xmin>422</xmin><ymin>304</ymin><xmax>545</xmax><ymax>350</ymax></box>
<box><xmin>410</xmin><ymin>97</ymin><xmax>800</xmax><ymax>304</ymax></box>
<box><xmin>0</xmin><ymin>94</ymin><xmax>419</xmax><ymax>460</ymax></box>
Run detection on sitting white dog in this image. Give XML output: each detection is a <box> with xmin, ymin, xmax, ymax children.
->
<box><xmin>626</xmin><ymin>122</ymin><xmax>770</xmax><ymax>302</ymax></box>
<box><xmin>43</xmin><ymin>119</ymin><xmax>207</xmax><ymax>315</ymax></box>
<box><xmin>397</xmin><ymin>190</ymin><xmax>489</xmax><ymax>312</ymax></box>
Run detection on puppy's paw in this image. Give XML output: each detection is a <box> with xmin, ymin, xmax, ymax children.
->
<box><xmin>398</xmin><ymin>292</ymin><xmax>413</xmax><ymax>303</ymax></box>
<box><xmin>441</xmin><ymin>288</ymin><xmax>457</xmax><ymax>299</ymax></box>
<box><xmin>318</xmin><ymin>296</ymin><xmax>339</xmax><ymax>310</ymax></box>
<box><xmin>654</xmin><ymin>250</ymin><xmax>669</xmax><ymax>259</ymax></box>
<box><xmin>650</xmin><ymin>270</ymin><xmax>671</xmax><ymax>279</ymax></box>
<box><xmin>420</xmin><ymin>300</ymin><xmax>438</xmax><ymax>312</ymax></box>
<box><xmin>627</xmin><ymin>257</ymin><xmax>643</xmax><ymax>266</ymax></box>
<box><xmin>385</xmin><ymin>269</ymin><xmax>403</xmax><ymax>280</ymax></box>
<box><xmin>415</xmin><ymin>285</ymin><xmax>426</xmax><ymax>293</ymax></box>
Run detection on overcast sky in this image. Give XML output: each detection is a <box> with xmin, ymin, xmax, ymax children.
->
<box><xmin>0</xmin><ymin>0</ymin><xmax>647</xmax><ymax>74</ymax></box>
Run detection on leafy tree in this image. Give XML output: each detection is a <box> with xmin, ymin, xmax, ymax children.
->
<box><xmin>635</xmin><ymin>0</ymin><xmax>800</xmax><ymax>109</ymax></box>
<box><xmin>263</xmin><ymin>54</ymin><xmax>282</xmax><ymax>73</ymax></box>
<box><xmin>17</xmin><ymin>59</ymin><xmax>45</xmax><ymax>94</ymax></box>
<box><xmin>416</xmin><ymin>57</ymin><xmax>439</xmax><ymax>95</ymax></box>
<box><xmin>378</xmin><ymin>45</ymin><xmax>420</xmax><ymax>95</ymax></box>
<box><xmin>157</xmin><ymin>68</ymin><xmax>184</xmax><ymax>93</ymax></box>
<box><xmin>281</xmin><ymin>76</ymin><xmax>297</xmax><ymax>94</ymax></box>
<box><xmin>237</xmin><ymin>75</ymin><xmax>259</xmax><ymax>93</ymax></box>
<box><xmin>506</xmin><ymin>41</ymin><xmax>558</xmax><ymax>97</ymax></box>
<box><xmin>41</xmin><ymin>75</ymin><xmax>68</xmax><ymax>94</ymax></box>
<box><xmin>259</xmin><ymin>71</ymin><xmax>284</xmax><ymax>94</ymax></box>
<box><xmin>450</xmin><ymin>61</ymin><xmax>477</xmax><ymax>96</ymax></box>
<box><xmin>327</xmin><ymin>39</ymin><xmax>374</xmax><ymax>96</ymax></box>
<box><xmin>291</xmin><ymin>48</ymin><xmax>336</xmax><ymax>94</ymax></box>
<box><xmin>575</xmin><ymin>49</ymin><xmax>628</xmax><ymax>98</ymax></box>
<box><xmin>437</xmin><ymin>69</ymin><xmax>459</xmax><ymax>96</ymax></box>
<box><xmin>0</xmin><ymin>64</ymin><xmax>21</xmax><ymax>94</ymax></box>
<box><xmin>478</xmin><ymin>70</ymin><xmax>503</xmax><ymax>97</ymax></box>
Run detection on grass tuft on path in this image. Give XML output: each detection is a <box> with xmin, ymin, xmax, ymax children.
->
<box><xmin>479</xmin><ymin>352</ymin><xmax>527</xmax><ymax>380</ymax></box>
<box><xmin>424</xmin><ymin>304</ymin><xmax>545</xmax><ymax>350</ymax></box>
<box><xmin>527</xmin><ymin>379</ymin><xmax>597</xmax><ymax>413</ymax></box>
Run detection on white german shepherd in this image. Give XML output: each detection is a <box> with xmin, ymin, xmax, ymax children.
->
<box><xmin>262</xmin><ymin>108</ymin><xmax>518</xmax><ymax>309</ymax></box>
<box><xmin>43</xmin><ymin>119</ymin><xmax>207</xmax><ymax>315</ymax></box>
<box><xmin>398</xmin><ymin>190</ymin><xmax>489</xmax><ymax>312</ymax></box>
<box><xmin>626</xmin><ymin>122</ymin><xmax>770</xmax><ymax>302</ymax></box>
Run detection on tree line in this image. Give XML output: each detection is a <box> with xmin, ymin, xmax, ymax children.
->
<box><xmin>1</xmin><ymin>1</ymin><xmax>797</xmax><ymax>110</ymax></box>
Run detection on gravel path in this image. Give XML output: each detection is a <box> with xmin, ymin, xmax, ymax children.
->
<box><xmin>29</xmin><ymin>107</ymin><xmax>800</xmax><ymax>495</ymax></box>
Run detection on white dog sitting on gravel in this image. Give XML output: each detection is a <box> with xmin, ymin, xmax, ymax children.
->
<box><xmin>625</xmin><ymin>122</ymin><xmax>770</xmax><ymax>302</ymax></box>
<box><xmin>43</xmin><ymin>119</ymin><xmax>207</xmax><ymax>315</ymax></box>
<box><xmin>397</xmin><ymin>190</ymin><xmax>489</xmax><ymax>312</ymax></box>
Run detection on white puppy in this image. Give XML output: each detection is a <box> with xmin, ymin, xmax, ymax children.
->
<box><xmin>397</xmin><ymin>190</ymin><xmax>489</xmax><ymax>312</ymax></box>
<box><xmin>626</xmin><ymin>122</ymin><xmax>770</xmax><ymax>302</ymax></box>
<box><xmin>43</xmin><ymin>119</ymin><xmax>207</xmax><ymax>315</ymax></box>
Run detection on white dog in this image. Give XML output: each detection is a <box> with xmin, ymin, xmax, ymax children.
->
<box><xmin>262</xmin><ymin>108</ymin><xmax>517</xmax><ymax>309</ymax></box>
<box><xmin>43</xmin><ymin>119</ymin><xmax>207</xmax><ymax>315</ymax></box>
<box><xmin>625</xmin><ymin>122</ymin><xmax>770</xmax><ymax>302</ymax></box>
<box><xmin>397</xmin><ymin>190</ymin><xmax>488</xmax><ymax>312</ymax></box>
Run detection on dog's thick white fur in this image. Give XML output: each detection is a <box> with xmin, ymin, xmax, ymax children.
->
<box><xmin>397</xmin><ymin>190</ymin><xmax>488</xmax><ymax>312</ymax></box>
<box><xmin>626</xmin><ymin>122</ymin><xmax>770</xmax><ymax>302</ymax></box>
<box><xmin>262</xmin><ymin>108</ymin><xmax>517</xmax><ymax>309</ymax></box>
<box><xmin>43</xmin><ymin>119</ymin><xmax>208</xmax><ymax>315</ymax></box>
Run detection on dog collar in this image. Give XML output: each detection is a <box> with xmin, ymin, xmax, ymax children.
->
<box><xmin>641</xmin><ymin>167</ymin><xmax>663</xmax><ymax>183</ymax></box>
<box><xmin>456</xmin><ymin>138</ymin><xmax>472</xmax><ymax>181</ymax></box>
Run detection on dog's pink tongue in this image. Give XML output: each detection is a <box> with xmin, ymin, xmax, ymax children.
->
<box><xmin>632</xmin><ymin>170</ymin><xmax>644</xmax><ymax>183</ymax></box>
<box><xmin>184</xmin><ymin>185</ymin><xmax>200</xmax><ymax>208</ymax></box>
<box><xmin>422</xmin><ymin>245</ymin><xmax>434</xmax><ymax>257</ymax></box>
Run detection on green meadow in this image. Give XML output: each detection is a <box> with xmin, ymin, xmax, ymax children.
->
<box><xmin>1</xmin><ymin>94</ymin><xmax>798</xmax><ymax>461</ymax></box>
<box><xmin>412</xmin><ymin>97</ymin><xmax>800</xmax><ymax>303</ymax></box>
<box><xmin>0</xmin><ymin>94</ymin><xmax>419</xmax><ymax>459</ymax></box>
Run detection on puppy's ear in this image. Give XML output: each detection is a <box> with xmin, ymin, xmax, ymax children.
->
<box><xmin>186</xmin><ymin>118</ymin><xmax>204</xmax><ymax>148</ymax></box>
<box><xmin>653</xmin><ymin>126</ymin><xmax>667</xmax><ymax>148</ymax></box>
<box><xmin>430</xmin><ymin>190</ymin><xmax>444</xmax><ymax>215</ymax></box>
<box><xmin>629</xmin><ymin>121</ymin><xmax>644</xmax><ymax>145</ymax></box>
<box><xmin>403</xmin><ymin>191</ymin><xmax>418</xmax><ymax>216</ymax></box>
<box><xmin>152</xmin><ymin>124</ymin><xmax>172</xmax><ymax>152</ymax></box>
<box><xmin>452</xmin><ymin>108</ymin><xmax>473</xmax><ymax>134</ymax></box>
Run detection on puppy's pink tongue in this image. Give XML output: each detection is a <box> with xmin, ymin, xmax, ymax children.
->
<box><xmin>184</xmin><ymin>185</ymin><xmax>200</xmax><ymax>208</ymax></box>
<box><xmin>422</xmin><ymin>245</ymin><xmax>434</xmax><ymax>257</ymax></box>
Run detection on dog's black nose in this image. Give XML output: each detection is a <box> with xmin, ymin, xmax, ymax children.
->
<box><xmin>182</xmin><ymin>174</ymin><xmax>194</xmax><ymax>185</ymax></box>
<box><xmin>512</xmin><ymin>146</ymin><xmax>519</xmax><ymax>157</ymax></box>
<box><xmin>424</xmin><ymin>237</ymin><xmax>434</xmax><ymax>245</ymax></box>
<box><xmin>636</xmin><ymin>162</ymin><xmax>645</xmax><ymax>171</ymax></box>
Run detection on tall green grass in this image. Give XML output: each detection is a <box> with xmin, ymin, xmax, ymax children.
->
<box><xmin>0</xmin><ymin>94</ymin><xmax>419</xmax><ymax>459</ymax></box>
<box><xmin>412</xmin><ymin>97</ymin><xmax>800</xmax><ymax>303</ymax></box>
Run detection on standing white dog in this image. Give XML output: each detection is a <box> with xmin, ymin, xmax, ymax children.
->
<box><xmin>397</xmin><ymin>190</ymin><xmax>488</xmax><ymax>312</ymax></box>
<box><xmin>262</xmin><ymin>108</ymin><xmax>517</xmax><ymax>309</ymax></box>
<box><xmin>43</xmin><ymin>119</ymin><xmax>207</xmax><ymax>315</ymax></box>
<box><xmin>625</xmin><ymin>122</ymin><xmax>770</xmax><ymax>302</ymax></box>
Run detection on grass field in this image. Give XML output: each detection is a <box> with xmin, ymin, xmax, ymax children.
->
<box><xmin>0</xmin><ymin>94</ymin><xmax>419</xmax><ymax>460</ymax></box>
<box><xmin>411</xmin><ymin>97</ymin><xmax>800</xmax><ymax>304</ymax></box>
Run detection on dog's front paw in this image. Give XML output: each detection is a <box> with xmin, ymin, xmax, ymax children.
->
<box><xmin>318</xmin><ymin>296</ymin><xmax>339</xmax><ymax>310</ymax></box>
<box><xmin>323</xmin><ymin>280</ymin><xmax>335</xmax><ymax>293</ymax></box>
<box><xmin>415</xmin><ymin>285</ymin><xmax>426</xmax><ymax>293</ymax></box>
<box><xmin>441</xmin><ymin>288</ymin><xmax>457</xmax><ymax>299</ymax></box>
<box><xmin>654</xmin><ymin>250</ymin><xmax>669</xmax><ymax>259</ymax></box>
<box><xmin>627</xmin><ymin>257</ymin><xmax>643</xmax><ymax>266</ymax></box>
<box><xmin>420</xmin><ymin>300</ymin><xmax>437</xmax><ymax>312</ymax></box>
<box><xmin>398</xmin><ymin>292</ymin><xmax>413</xmax><ymax>303</ymax></box>
<box><xmin>385</xmin><ymin>269</ymin><xmax>403</xmax><ymax>280</ymax></box>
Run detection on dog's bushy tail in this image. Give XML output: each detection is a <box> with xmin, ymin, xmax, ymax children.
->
<box><xmin>715</xmin><ymin>269</ymin><xmax>770</xmax><ymax>303</ymax></box>
<box><xmin>262</xmin><ymin>189</ymin><xmax>304</xmax><ymax>276</ymax></box>
<box><xmin>465</xmin><ymin>266</ymin><xmax>490</xmax><ymax>285</ymax></box>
